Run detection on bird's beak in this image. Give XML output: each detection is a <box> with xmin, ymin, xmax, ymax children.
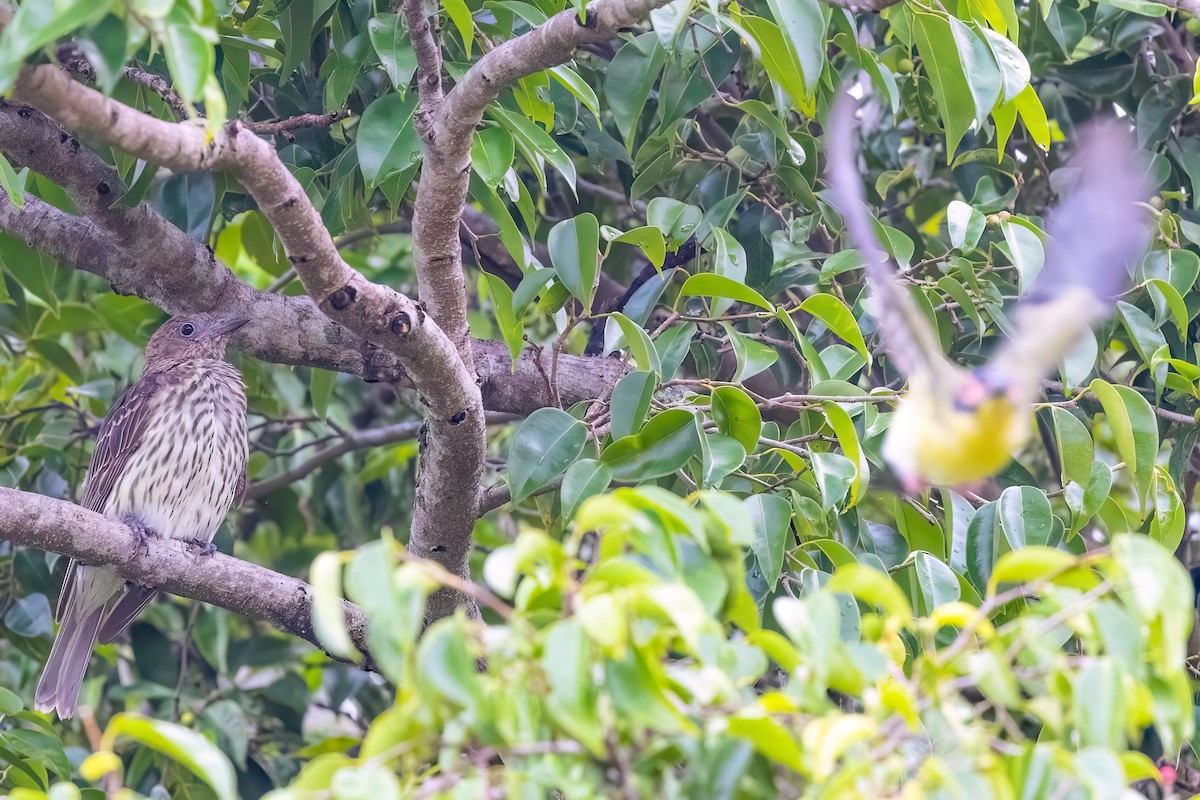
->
<box><xmin>210</xmin><ymin>317</ymin><xmax>250</xmax><ymax>337</ymax></box>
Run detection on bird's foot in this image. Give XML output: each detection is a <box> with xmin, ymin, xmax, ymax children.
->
<box><xmin>122</xmin><ymin>516</ymin><xmax>159</xmax><ymax>556</ymax></box>
<box><xmin>183</xmin><ymin>538</ymin><xmax>217</xmax><ymax>558</ymax></box>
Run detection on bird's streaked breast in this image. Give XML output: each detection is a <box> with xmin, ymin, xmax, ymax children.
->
<box><xmin>103</xmin><ymin>361</ymin><xmax>247</xmax><ymax>541</ymax></box>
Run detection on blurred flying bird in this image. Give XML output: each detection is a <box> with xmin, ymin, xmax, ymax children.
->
<box><xmin>36</xmin><ymin>314</ymin><xmax>248</xmax><ymax>718</ymax></box>
<box><xmin>825</xmin><ymin>92</ymin><xmax>1152</xmax><ymax>490</ymax></box>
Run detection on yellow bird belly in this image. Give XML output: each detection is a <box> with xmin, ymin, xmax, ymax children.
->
<box><xmin>884</xmin><ymin>392</ymin><xmax>1032</xmax><ymax>488</ymax></box>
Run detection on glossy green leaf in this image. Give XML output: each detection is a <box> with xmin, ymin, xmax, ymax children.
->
<box><xmin>679</xmin><ymin>273</ymin><xmax>773</xmax><ymax>312</ymax></box>
<box><xmin>508</xmin><ymin>408</ymin><xmax>588</xmax><ymax>504</ymax></box>
<box><xmin>610</xmin><ymin>371</ymin><xmax>656</xmax><ymax>440</ymax></box>
<box><xmin>602</xmin><ymin>408</ymin><xmax>700</xmax><ymax>481</ymax></box>
<box><xmin>560</xmin><ymin>459</ymin><xmax>613</xmax><ymax>522</ymax></box>
<box><xmin>549</xmin><ymin>213</ymin><xmax>601</xmax><ymax>310</ymax></box>
<box><xmin>611</xmin><ymin>312</ymin><xmax>663</xmax><ymax>375</ymax></box>
<box><xmin>711</xmin><ymin>385</ymin><xmax>762</xmax><ymax>454</ymax></box>
<box><xmin>104</xmin><ymin>714</ymin><xmax>239</xmax><ymax>800</ymax></box>
<box><xmin>358</xmin><ymin>93</ymin><xmax>422</xmax><ymax>186</ymax></box>
<box><xmin>721</xmin><ymin>324</ymin><xmax>779</xmax><ymax>382</ymax></box>
<box><xmin>747</xmin><ymin>492</ymin><xmax>792</xmax><ymax>590</ymax></box>
<box><xmin>1089</xmin><ymin>379</ymin><xmax>1159</xmax><ymax>508</ymax></box>
<box><xmin>368</xmin><ymin>13</ymin><xmax>418</xmax><ymax>89</ymax></box>
<box><xmin>482</xmin><ymin>273</ymin><xmax>525</xmax><ymax>363</ymax></box>
<box><xmin>799</xmin><ymin>293</ymin><xmax>870</xmax><ymax>361</ymax></box>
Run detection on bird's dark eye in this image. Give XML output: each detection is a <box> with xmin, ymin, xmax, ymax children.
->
<box><xmin>180</xmin><ymin>323</ymin><xmax>196</xmax><ymax>337</ymax></box>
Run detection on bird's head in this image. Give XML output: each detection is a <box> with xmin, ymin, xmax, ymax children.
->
<box><xmin>883</xmin><ymin>371</ymin><xmax>1029</xmax><ymax>493</ymax></box>
<box><xmin>143</xmin><ymin>314</ymin><xmax>250</xmax><ymax>369</ymax></box>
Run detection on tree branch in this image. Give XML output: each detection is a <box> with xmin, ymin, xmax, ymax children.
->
<box><xmin>0</xmin><ymin>488</ymin><xmax>370</xmax><ymax>663</ymax></box>
<box><xmin>13</xmin><ymin>64</ymin><xmax>485</xmax><ymax>621</ymax></box>
<box><xmin>247</xmin><ymin>110</ymin><xmax>351</xmax><ymax>139</ymax></box>
<box><xmin>0</xmin><ymin>100</ymin><xmax>622</xmax><ymax>414</ymax></box>
<box><xmin>246</xmin><ymin>411</ymin><xmax>519</xmax><ymax>500</ymax></box>
<box><xmin>404</xmin><ymin>0</ymin><xmax>673</xmax><ymax>366</ymax></box>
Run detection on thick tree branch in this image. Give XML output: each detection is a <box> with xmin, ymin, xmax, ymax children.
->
<box><xmin>0</xmin><ymin>488</ymin><xmax>370</xmax><ymax>663</ymax></box>
<box><xmin>0</xmin><ymin>101</ymin><xmax>621</xmax><ymax>414</ymax></box>
<box><xmin>13</xmin><ymin>65</ymin><xmax>485</xmax><ymax>621</ymax></box>
<box><xmin>405</xmin><ymin>0</ymin><xmax>673</xmax><ymax>366</ymax></box>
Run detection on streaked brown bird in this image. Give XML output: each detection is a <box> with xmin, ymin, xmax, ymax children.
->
<box><xmin>36</xmin><ymin>314</ymin><xmax>249</xmax><ymax>719</ymax></box>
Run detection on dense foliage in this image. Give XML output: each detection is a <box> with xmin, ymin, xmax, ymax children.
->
<box><xmin>2</xmin><ymin>0</ymin><xmax>1200</xmax><ymax>797</ymax></box>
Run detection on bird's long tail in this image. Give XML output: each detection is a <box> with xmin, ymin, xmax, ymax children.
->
<box><xmin>35</xmin><ymin>566</ymin><xmax>113</xmax><ymax>719</ymax></box>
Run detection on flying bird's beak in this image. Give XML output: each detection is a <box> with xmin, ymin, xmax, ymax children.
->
<box><xmin>209</xmin><ymin>317</ymin><xmax>250</xmax><ymax>337</ymax></box>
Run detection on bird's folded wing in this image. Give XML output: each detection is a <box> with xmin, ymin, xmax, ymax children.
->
<box><xmin>57</xmin><ymin>372</ymin><xmax>164</xmax><ymax>623</ymax></box>
<box><xmin>987</xmin><ymin>122</ymin><xmax>1153</xmax><ymax>404</ymax></box>
<box><xmin>825</xmin><ymin>92</ymin><xmax>961</xmax><ymax>389</ymax></box>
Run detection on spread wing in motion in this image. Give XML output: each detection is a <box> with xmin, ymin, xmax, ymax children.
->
<box><xmin>824</xmin><ymin>89</ymin><xmax>1152</xmax><ymax>488</ymax></box>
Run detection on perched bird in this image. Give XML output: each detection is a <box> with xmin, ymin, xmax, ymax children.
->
<box><xmin>36</xmin><ymin>314</ymin><xmax>249</xmax><ymax>718</ymax></box>
<box><xmin>825</xmin><ymin>92</ymin><xmax>1153</xmax><ymax>490</ymax></box>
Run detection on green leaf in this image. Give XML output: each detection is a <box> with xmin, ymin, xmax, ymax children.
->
<box><xmin>948</xmin><ymin>17</ymin><xmax>1002</xmax><ymax>121</ymax></box>
<box><xmin>0</xmin><ymin>0</ymin><xmax>111</xmax><ymax>94</ymax></box>
<box><xmin>603</xmin><ymin>225</ymin><xmax>666</xmax><ymax>270</ymax></box>
<box><xmin>678</xmin><ymin>273</ymin><xmax>773</xmax><ymax>313</ymax></box>
<box><xmin>471</xmin><ymin>127</ymin><xmax>516</xmax><ymax>188</ymax></box>
<box><xmin>696</xmin><ymin>433</ymin><xmax>746</xmax><ymax>487</ymax></box>
<box><xmin>1000</xmin><ymin>220</ymin><xmax>1045</xmax><ymax>289</ymax></box>
<box><xmin>827</xmin><ymin>564</ymin><xmax>912</xmax><ymax>625</ymax></box>
<box><xmin>728</xmin><ymin>716</ymin><xmax>803</xmax><ymax>771</ymax></box>
<box><xmin>1050</xmin><ymin>407</ymin><xmax>1094</xmax><ymax>487</ymax></box>
<box><xmin>611</xmin><ymin>312</ymin><xmax>663</xmax><ymax>375</ymax></box>
<box><xmin>443</xmin><ymin>0</ymin><xmax>475</xmax><ymax>57</ymax></box>
<box><xmin>280</xmin><ymin>0</ymin><xmax>336</xmax><ymax>78</ymax></box>
<box><xmin>104</xmin><ymin>714</ymin><xmax>239</xmax><ymax>800</ymax></box>
<box><xmin>946</xmin><ymin>200</ymin><xmax>984</xmax><ymax>251</ymax></box>
<box><xmin>721</xmin><ymin>324</ymin><xmax>779</xmax><ymax>382</ymax></box>
<box><xmin>358</xmin><ymin>93</ymin><xmax>422</xmax><ymax>186</ymax></box>
<box><xmin>747</xmin><ymin>493</ymin><xmax>792</xmax><ymax>590</ymax></box>
<box><xmin>980</xmin><ymin>26</ymin><xmax>1030</xmax><ymax>103</ymax></box>
<box><xmin>1089</xmin><ymin>379</ymin><xmax>1159</xmax><ymax>508</ymax></box>
<box><xmin>1145</xmin><ymin>278</ymin><xmax>1190</xmax><ymax>335</ymax></box>
<box><xmin>0</xmin><ymin>686</ymin><xmax>20</xmax><ymax>715</ymax></box>
<box><xmin>989</xmin><ymin>546</ymin><xmax>1079</xmax><ymax>592</ymax></box>
<box><xmin>606</xmin><ymin>33</ymin><xmax>666</xmax><ymax>146</ymax></box>
<box><xmin>561</xmin><ymin>458</ymin><xmax>613</xmax><ymax>522</ymax></box>
<box><xmin>1117</xmin><ymin>301</ymin><xmax>1167</xmax><ymax>364</ymax></box>
<box><xmin>711</xmin><ymin>386</ymin><xmax>762</xmax><ymax>454</ymax></box>
<box><xmin>482</xmin><ymin>273</ymin><xmax>525</xmax><ymax>364</ymax></box>
<box><xmin>309</xmin><ymin>368</ymin><xmax>336</xmax><ymax>421</ymax></box>
<box><xmin>811</xmin><ymin>451</ymin><xmax>856</xmax><ymax>510</ymax></box>
<box><xmin>310</xmin><ymin>551</ymin><xmax>359</xmax><ymax>661</ymax></box>
<box><xmin>549</xmin><ymin>213</ymin><xmax>600</xmax><ymax>310</ymax></box>
<box><xmin>602</xmin><ymin>408</ymin><xmax>701</xmax><ymax>481</ymax></box>
<box><xmin>0</xmin><ymin>152</ymin><xmax>26</xmax><ymax>208</ymax></box>
<box><xmin>911</xmin><ymin>9</ymin><xmax>977</xmax><ymax>155</ymax></box>
<box><xmin>762</xmin><ymin>0</ymin><xmax>826</xmax><ymax>93</ymax></box>
<box><xmin>823</xmin><ymin>401</ymin><xmax>869</xmax><ymax>508</ymax></box>
<box><xmin>611</xmin><ymin>371</ymin><xmax>657</xmax><ymax>440</ymax></box>
<box><xmin>738</xmin><ymin>14</ymin><xmax>811</xmax><ymax>113</ymax></box>
<box><xmin>910</xmin><ymin>551</ymin><xmax>961</xmax><ymax>611</ymax></box>
<box><xmin>646</xmin><ymin>197</ymin><xmax>703</xmax><ymax>247</ymax></box>
<box><xmin>997</xmin><ymin>485</ymin><xmax>1054</xmax><ymax>549</ymax></box>
<box><xmin>799</xmin><ymin>293</ymin><xmax>870</xmax><ymax>361</ymax></box>
<box><xmin>417</xmin><ymin>619</ymin><xmax>482</xmax><ymax>708</ymax></box>
<box><xmin>368</xmin><ymin>13</ymin><xmax>418</xmax><ymax>89</ymax></box>
<box><xmin>491</xmin><ymin>105</ymin><xmax>577</xmax><ymax>192</ymax></box>
<box><xmin>550</xmin><ymin>65</ymin><xmax>601</xmax><ymax>121</ymax></box>
<box><xmin>162</xmin><ymin>9</ymin><xmax>214</xmax><ymax>106</ymax></box>
<box><xmin>508</xmin><ymin>408</ymin><xmax>588</xmax><ymax>504</ymax></box>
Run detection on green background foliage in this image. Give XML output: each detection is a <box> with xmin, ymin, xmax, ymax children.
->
<box><xmin>1</xmin><ymin>0</ymin><xmax>1200</xmax><ymax>796</ymax></box>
